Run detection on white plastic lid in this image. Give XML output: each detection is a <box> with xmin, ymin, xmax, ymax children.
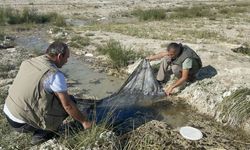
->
<box><xmin>179</xmin><ymin>126</ymin><xmax>203</xmax><ymax>140</ymax></box>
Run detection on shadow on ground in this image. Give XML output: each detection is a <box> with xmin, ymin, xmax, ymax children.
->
<box><xmin>196</xmin><ymin>65</ymin><xmax>217</xmax><ymax>80</ymax></box>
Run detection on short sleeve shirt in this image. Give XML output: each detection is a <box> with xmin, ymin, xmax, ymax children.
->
<box><xmin>182</xmin><ymin>58</ymin><xmax>193</xmax><ymax>69</ymax></box>
<box><xmin>43</xmin><ymin>71</ymin><xmax>68</xmax><ymax>93</ymax></box>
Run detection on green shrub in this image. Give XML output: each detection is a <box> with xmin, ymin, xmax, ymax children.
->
<box><xmin>61</xmin><ymin>105</ymin><xmax>120</xmax><ymax>149</ymax></box>
<box><xmin>0</xmin><ymin>64</ymin><xmax>16</xmax><ymax>78</ymax></box>
<box><xmin>132</xmin><ymin>8</ymin><xmax>166</xmax><ymax>21</ymax></box>
<box><xmin>168</xmin><ymin>3</ymin><xmax>249</xmax><ymax>19</ymax></box>
<box><xmin>216</xmin><ymin>88</ymin><xmax>250</xmax><ymax>126</ymax></box>
<box><xmin>64</xmin><ymin>125</ymin><xmax>115</xmax><ymax>149</ymax></box>
<box><xmin>97</xmin><ymin>40</ymin><xmax>142</xmax><ymax>69</ymax></box>
<box><xmin>0</xmin><ymin>7</ymin><xmax>66</xmax><ymax>26</ymax></box>
<box><xmin>231</xmin><ymin>46</ymin><xmax>250</xmax><ymax>56</ymax></box>
<box><xmin>169</xmin><ymin>6</ymin><xmax>214</xmax><ymax>19</ymax></box>
<box><xmin>0</xmin><ymin>9</ymin><xmax>4</xmax><ymax>24</ymax></box>
<box><xmin>48</xmin><ymin>12</ymin><xmax>67</xmax><ymax>27</ymax></box>
<box><xmin>2</xmin><ymin>64</ymin><xmax>16</xmax><ymax>72</ymax></box>
<box><xmin>0</xmin><ymin>32</ymin><xmax>5</xmax><ymax>41</ymax></box>
<box><xmin>69</xmin><ymin>35</ymin><xmax>90</xmax><ymax>48</ymax></box>
<box><xmin>85</xmin><ymin>32</ymin><xmax>95</xmax><ymax>36</ymax></box>
<box><xmin>0</xmin><ymin>88</ymin><xmax>8</xmax><ymax>104</ymax></box>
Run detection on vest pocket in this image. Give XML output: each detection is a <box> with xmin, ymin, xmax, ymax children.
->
<box><xmin>44</xmin><ymin>114</ymin><xmax>68</xmax><ymax>131</ymax></box>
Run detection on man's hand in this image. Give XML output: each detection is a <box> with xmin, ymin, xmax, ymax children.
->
<box><xmin>82</xmin><ymin>121</ymin><xmax>92</xmax><ymax>129</ymax></box>
<box><xmin>146</xmin><ymin>51</ymin><xmax>169</xmax><ymax>61</ymax></box>
<box><xmin>164</xmin><ymin>69</ymin><xmax>190</xmax><ymax>96</ymax></box>
<box><xmin>55</xmin><ymin>92</ymin><xmax>91</xmax><ymax>129</ymax></box>
<box><xmin>164</xmin><ymin>86</ymin><xmax>174</xmax><ymax>96</ymax></box>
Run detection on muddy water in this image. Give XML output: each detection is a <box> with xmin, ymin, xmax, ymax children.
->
<box><xmin>15</xmin><ymin>33</ymin><xmax>49</xmax><ymax>52</ymax></box>
<box><xmin>153</xmin><ymin>99</ymin><xmax>190</xmax><ymax>128</ymax></box>
<box><xmin>62</xmin><ymin>56</ymin><xmax>124</xmax><ymax>98</ymax></box>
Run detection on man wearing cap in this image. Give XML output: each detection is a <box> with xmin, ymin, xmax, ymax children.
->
<box><xmin>3</xmin><ymin>41</ymin><xmax>91</xmax><ymax>145</ymax></box>
<box><xmin>147</xmin><ymin>42</ymin><xmax>202</xmax><ymax>96</ymax></box>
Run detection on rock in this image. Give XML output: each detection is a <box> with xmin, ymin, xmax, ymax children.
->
<box><xmin>231</xmin><ymin>46</ymin><xmax>250</xmax><ymax>56</ymax></box>
<box><xmin>85</xmin><ymin>53</ymin><xmax>94</xmax><ymax>57</ymax></box>
<box><xmin>6</xmin><ymin>48</ymin><xmax>16</xmax><ymax>53</ymax></box>
<box><xmin>8</xmin><ymin>70</ymin><xmax>18</xmax><ymax>78</ymax></box>
<box><xmin>75</xmin><ymin>50</ymin><xmax>86</xmax><ymax>55</ymax></box>
<box><xmin>96</xmin><ymin>55</ymin><xmax>109</xmax><ymax>61</ymax></box>
<box><xmin>97</xmin><ymin>17</ymin><xmax>106</xmax><ymax>21</ymax></box>
<box><xmin>95</xmin><ymin>68</ymin><xmax>104</xmax><ymax>73</ymax></box>
<box><xmin>222</xmin><ymin>91</ymin><xmax>232</xmax><ymax>98</ymax></box>
<box><xmin>89</xmin><ymin>78</ymin><xmax>101</xmax><ymax>84</ymax></box>
<box><xmin>0</xmin><ymin>79</ymin><xmax>13</xmax><ymax>87</ymax></box>
<box><xmin>48</xmin><ymin>29</ymin><xmax>53</xmax><ymax>34</ymax></box>
<box><xmin>99</xmin><ymin>130</ymin><xmax>116</xmax><ymax>140</ymax></box>
<box><xmin>107</xmin><ymin>69</ymin><xmax>114</xmax><ymax>76</ymax></box>
<box><xmin>30</xmin><ymin>139</ymin><xmax>69</xmax><ymax>150</ymax></box>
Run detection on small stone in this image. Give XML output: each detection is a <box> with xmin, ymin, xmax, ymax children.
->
<box><xmin>222</xmin><ymin>91</ymin><xmax>232</xmax><ymax>98</ymax></box>
<box><xmin>85</xmin><ymin>53</ymin><xmax>94</xmax><ymax>57</ymax></box>
<box><xmin>0</xmin><ymin>79</ymin><xmax>13</xmax><ymax>87</ymax></box>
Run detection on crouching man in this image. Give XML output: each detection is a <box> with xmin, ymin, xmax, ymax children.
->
<box><xmin>147</xmin><ymin>42</ymin><xmax>202</xmax><ymax>96</ymax></box>
<box><xmin>3</xmin><ymin>41</ymin><xmax>91</xmax><ymax>145</ymax></box>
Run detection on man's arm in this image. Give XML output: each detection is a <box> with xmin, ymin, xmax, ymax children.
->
<box><xmin>165</xmin><ymin>69</ymin><xmax>189</xmax><ymax>96</ymax></box>
<box><xmin>55</xmin><ymin>91</ymin><xmax>91</xmax><ymax>129</ymax></box>
<box><xmin>146</xmin><ymin>51</ymin><xmax>168</xmax><ymax>61</ymax></box>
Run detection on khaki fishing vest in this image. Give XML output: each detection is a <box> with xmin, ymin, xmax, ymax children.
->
<box><xmin>5</xmin><ymin>55</ymin><xmax>68</xmax><ymax>131</ymax></box>
<box><xmin>171</xmin><ymin>45</ymin><xmax>202</xmax><ymax>69</ymax></box>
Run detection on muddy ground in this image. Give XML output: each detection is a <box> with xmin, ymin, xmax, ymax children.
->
<box><xmin>1</xmin><ymin>0</ymin><xmax>250</xmax><ymax>149</ymax></box>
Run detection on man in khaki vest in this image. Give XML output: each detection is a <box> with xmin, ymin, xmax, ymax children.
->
<box><xmin>4</xmin><ymin>41</ymin><xmax>91</xmax><ymax>145</ymax></box>
<box><xmin>147</xmin><ymin>42</ymin><xmax>202</xmax><ymax>96</ymax></box>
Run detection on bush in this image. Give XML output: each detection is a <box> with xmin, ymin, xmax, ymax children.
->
<box><xmin>0</xmin><ymin>88</ymin><xmax>8</xmax><ymax>104</ymax></box>
<box><xmin>132</xmin><ymin>8</ymin><xmax>166</xmax><ymax>21</ymax></box>
<box><xmin>131</xmin><ymin>4</ymin><xmax>249</xmax><ymax>21</ymax></box>
<box><xmin>0</xmin><ymin>7</ymin><xmax>66</xmax><ymax>26</ymax></box>
<box><xmin>169</xmin><ymin>6</ymin><xmax>214</xmax><ymax>19</ymax></box>
<box><xmin>0</xmin><ymin>32</ymin><xmax>5</xmax><ymax>41</ymax></box>
<box><xmin>64</xmin><ymin>125</ymin><xmax>118</xmax><ymax>149</ymax></box>
<box><xmin>0</xmin><ymin>63</ymin><xmax>16</xmax><ymax>78</ymax></box>
<box><xmin>231</xmin><ymin>46</ymin><xmax>250</xmax><ymax>56</ymax></box>
<box><xmin>69</xmin><ymin>35</ymin><xmax>90</xmax><ymax>48</ymax></box>
<box><xmin>216</xmin><ymin>88</ymin><xmax>250</xmax><ymax>126</ymax></box>
<box><xmin>168</xmin><ymin>3</ymin><xmax>249</xmax><ymax>19</ymax></box>
<box><xmin>97</xmin><ymin>40</ymin><xmax>142</xmax><ymax>69</ymax></box>
<box><xmin>48</xmin><ymin>12</ymin><xmax>67</xmax><ymax>27</ymax></box>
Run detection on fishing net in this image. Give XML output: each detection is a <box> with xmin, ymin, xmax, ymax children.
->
<box><xmin>77</xmin><ymin>59</ymin><xmax>165</xmax><ymax>133</ymax></box>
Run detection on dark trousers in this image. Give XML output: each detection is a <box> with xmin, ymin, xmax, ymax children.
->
<box><xmin>5</xmin><ymin>114</ymin><xmax>54</xmax><ymax>135</ymax></box>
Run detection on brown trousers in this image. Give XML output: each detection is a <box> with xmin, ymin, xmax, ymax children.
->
<box><xmin>156</xmin><ymin>57</ymin><xmax>199</xmax><ymax>82</ymax></box>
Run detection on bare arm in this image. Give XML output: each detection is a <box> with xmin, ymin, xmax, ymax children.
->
<box><xmin>55</xmin><ymin>92</ymin><xmax>91</xmax><ymax>129</ymax></box>
<box><xmin>165</xmin><ymin>69</ymin><xmax>189</xmax><ymax>95</ymax></box>
<box><xmin>146</xmin><ymin>51</ymin><xmax>169</xmax><ymax>61</ymax></box>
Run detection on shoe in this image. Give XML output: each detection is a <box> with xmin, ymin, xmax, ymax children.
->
<box><xmin>31</xmin><ymin>129</ymin><xmax>56</xmax><ymax>145</ymax></box>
